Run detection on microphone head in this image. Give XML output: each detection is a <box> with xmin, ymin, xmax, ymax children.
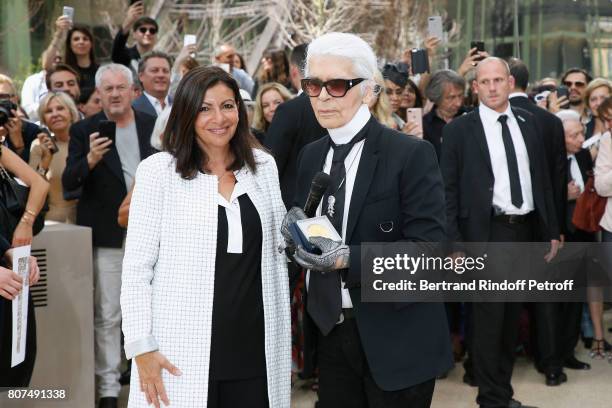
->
<box><xmin>311</xmin><ymin>171</ymin><xmax>331</xmax><ymax>194</ymax></box>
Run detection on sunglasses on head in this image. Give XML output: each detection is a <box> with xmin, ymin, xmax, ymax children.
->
<box><xmin>301</xmin><ymin>78</ymin><xmax>365</xmax><ymax>98</ymax></box>
<box><xmin>563</xmin><ymin>80</ymin><xmax>586</xmax><ymax>88</ymax></box>
<box><xmin>138</xmin><ymin>26</ymin><xmax>158</xmax><ymax>35</ymax></box>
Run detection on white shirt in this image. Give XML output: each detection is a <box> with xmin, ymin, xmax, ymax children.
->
<box><xmin>307</xmin><ymin>104</ymin><xmax>371</xmax><ymax>309</ymax></box>
<box><xmin>508</xmin><ymin>91</ymin><xmax>529</xmax><ymax>99</ymax></box>
<box><xmin>143</xmin><ymin>91</ymin><xmax>170</xmax><ymax>116</ymax></box>
<box><xmin>479</xmin><ymin>102</ymin><xmax>534</xmax><ymax>215</ymax></box>
<box><xmin>20</xmin><ymin>71</ymin><xmax>48</xmax><ymax>121</ymax></box>
<box><xmin>217</xmin><ymin>176</ymin><xmax>247</xmax><ymax>253</ymax></box>
<box><xmin>567</xmin><ymin>154</ymin><xmax>585</xmax><ymax>194</ymax></box>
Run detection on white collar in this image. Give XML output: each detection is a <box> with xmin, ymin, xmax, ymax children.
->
<box><xmin>328</xmin><ymin>104</ymin><xmax>371</xmax><ymax>144</ymax></box>
<box><xmin>144</xmin><ymin>91</ymin><xmax>169</xmax><ymax>107</ymax></box>
<box><xmin>509</xmin><ymin>92</ymin><xmax>529</xmax><ymax>99</ymax></box>
<box><xmin>479</xmin><ymin>101</ymin><xmax>515</xmax><ymax>125</ymax></box>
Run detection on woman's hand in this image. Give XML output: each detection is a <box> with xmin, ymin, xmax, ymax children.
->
<box><xmin>36</xmin><ymin>133</ymin><xmax>55</xmax><ymax>169</ymax></box>
<box><xmin>401</xmin><ymin>121</ymin><xmax>422</xmax><ymax>138</ymax></box>
<box><xmin>12</xmin><ymin>221</ymin><xmax>33</xmax><ymax>247</ymax></box>
<box><xmin>29</xmin><ymin>256</ymin><xmax>40</xmax><ymax>285</ymax></box>
<box><xmin>134</xmin><ymin>351</ymin><xmax>182</xmax><ymax>408</ymax></box>
<box><xmin>55</xmin><ymin>15</ymin><xmax>72</xmax><ymax>34</ymax></box>
<box><xmin>0</xmin><ymin>266</ymin><xmax>22</xmax><ymax>300</ymax></box>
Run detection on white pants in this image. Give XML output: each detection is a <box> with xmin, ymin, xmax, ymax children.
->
<box><xmin>93</xmin><ymin>247</ymin><xmax>124</xmax><ymax>398</ymax></box>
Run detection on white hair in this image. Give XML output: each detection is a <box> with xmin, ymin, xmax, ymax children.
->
<box><xmin>556</xmin><ymin>109</ymin><xmax>582</xmax><ymax>124</ymax></box>
<box><xmin>304</xmin><ymin>32</ymin><xmax>378</xmax><ymax>94</ymax></box>
<box><xmin>95</xmin><ymin>63</ymin><xmax>134</xmax><ymax>88</ymax></box>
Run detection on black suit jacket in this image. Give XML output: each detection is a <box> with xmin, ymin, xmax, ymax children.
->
<box><xmin>264</xmin><ymin>92</ymin><xmax>327</xmax><ymax>209</ymax></box>
<box><xmin>294</xmin><ymin>117</ymin><xmax>453</xmax><ymax>391</ymax></box>
<box><xmin>132</xmin><ymin>94</ymin><xmax>158</xmax><ymax>118</ymax></box>
<box><xmin>441</xmin><ymin>106</ymin><xmax>559</xmax><ymax>243</ymax></box>
<box><xmin>510</xmin><ymin>95</ymin><xmax>567</xmax><ymax>234</ymax></box>
<box><xmin>62</xmin><ymin>110</ymin><xmax>156</xmax><ymax>248</ymax></box>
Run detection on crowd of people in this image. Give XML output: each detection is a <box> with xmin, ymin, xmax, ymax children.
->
<box><xmin>0</xmin><ymin>1</ymin><xmax>611</xmax><ymax>408</ymax></box>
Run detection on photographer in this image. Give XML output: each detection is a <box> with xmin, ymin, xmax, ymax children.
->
<box><xmin>0</xmin><ymin>75</ymin><xmax>41</xmax><ymax>163</ymax></box>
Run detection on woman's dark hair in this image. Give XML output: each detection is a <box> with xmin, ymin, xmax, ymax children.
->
<box><xmin>235</xmin><ymin>53</ymin><xmax>247</xmax><ymax>73</ymax></box>
<box><xmin>65</xmin><ymin>25</ymin><xmax>97</xmax><ymax>69</ymax></box>
<box><xmin>163</xmin><ymin>66</ymin><xmax>258</xmax><ymax>179</ymax></box>
<box><xmin>406</xmin><ymin>78</ymin><xmax>423</xmax><ymax>108</ymax></box>
<box><xmin>258</xmin><ymin>48</ymin><xmax>290</xmax><ymax>86</ymax></box>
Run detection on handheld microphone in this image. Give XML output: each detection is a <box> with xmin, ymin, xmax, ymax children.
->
<box><xmin>304</xmin><ymin>172</ymin><xmax>331</xmax><ymax>217</ymax></box>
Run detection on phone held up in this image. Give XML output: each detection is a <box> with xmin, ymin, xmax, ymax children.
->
<box><xmin>98</xmin><ymin>120</ymin><xmax>116</xmax><ymax>145</ymax></box>
<box><xmin>40</xmin><ymin>128</ymin><xmax>59</xmax><ymax>154</ymax></box>
<box><xmin>410</xmin><ymin>49</ymin><xmax>429</xmax><ymax>75</ymax></box>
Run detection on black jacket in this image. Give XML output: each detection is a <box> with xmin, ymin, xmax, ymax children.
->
<box><xmin>294</xmin><ymin>117</ymin><xmax>453</xmax><ymax>391</ymax></box>
<box><xmin>510</xmin><ymin>95</ymin><xmax>567</xmax><ymax>234</ymax></box>
<box><xmin>441</xmin><ymin>106</ymin><xmax>560</xmax><ymax>243</ymax></box>
<box><xmin>111</xmin><ymin>30</ymin><xmax>140</xmax><ymax>70</ymax></box>
<box><xmin>264</xmin><ymin>93</ymin><xmax>326</xmax><ymax>208</ymax></box>
<box><xmin>62</xmin><ymin>110</ymin><xmax>156</xmax><ymax>248</ymax></box>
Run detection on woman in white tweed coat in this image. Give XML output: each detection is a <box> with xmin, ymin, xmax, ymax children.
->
<box><xmin>121</xmin><ymin>66</ymin><xmax>290</xmax><ymax>408</ymax></box>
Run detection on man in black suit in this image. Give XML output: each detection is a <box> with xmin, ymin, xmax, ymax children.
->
<box><xmin>441</xmin><ymin>57</ymin><xmax>560</xmax><ymax>408</ymax></box>
<box><xmin>63</xmin><ymin>63</ymin><xmax>155</xmax><ymax>408</ymax></box>
<box><xmin>131</xmin><ymin>51</ymin><xmax>172</xmax><ymax>118</ymax></box>
<box><xmin>264</xmin><ymin>43</ymin><xmax>326</xmax><ymax>209</ymax></box>
<box><xmin>508</xmin><ymin>58</ymin><xmax>567</xmax><ymax>237</ymax></box>
<box><xmin>533</xmin><ymin>110</ymin><xmax>594</xmax><ymax>386</ymax></box>
<box><xmin>284</xmin><ymin>32</ymin><xmax>452</xmax><ymax>408</ymax></box>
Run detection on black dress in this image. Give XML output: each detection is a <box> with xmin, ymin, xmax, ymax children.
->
<box><xmin>0</xmin><ymin>235</ymin><xmax>37</xmax><ymax>387</ymax></box>
<box><xmin>208</xmin><ymin>194</ymin><xmax>268</xmax><ymax>408</ymax></box>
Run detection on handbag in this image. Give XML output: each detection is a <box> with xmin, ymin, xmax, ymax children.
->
<box><xmin>0</xmin><ymin>145</ymin><xmax>46</xmax><ymax>238</ymax></box>
<box><xmin>572</xmin><ymin>171</ymin><xmax>606</xmax><ymax>233</ymax></box>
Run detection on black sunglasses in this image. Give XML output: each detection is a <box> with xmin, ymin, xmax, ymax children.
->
<box><xmin>301</xmin><ymin>78</ymin><xmax>365</xmax><ymax>98</ymax></box>
<box><xmin>563</xmin><ymin>80</ymin><xmax>586</xmax><ymax>88</ymax></box>
<box><xmin>138</xmin><ymin>26</ymin><xmax>158</xmax><ymax>35</ymax></box>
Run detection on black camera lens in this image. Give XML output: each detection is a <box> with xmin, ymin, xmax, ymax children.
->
<box><xmin>0</xmin><ymin>100</ymin><xmax>16</xmax><ymax>126</ymax></box>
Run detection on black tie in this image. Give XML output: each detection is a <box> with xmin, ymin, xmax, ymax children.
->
<box><xmin>307</xmin><ymin>130</ymin><xmax>366</xmax><ymax>336</ymax></box>
<box><xmin>498</xmin><ymin>114</ymin><xmax>523</xmax><ymax>208</ymax></box>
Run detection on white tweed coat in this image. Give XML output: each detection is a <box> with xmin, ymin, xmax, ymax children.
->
<box><xmin>120</xmin><ymin>150</ymin><xmax>291</xmax><ymax>407</ymax></box>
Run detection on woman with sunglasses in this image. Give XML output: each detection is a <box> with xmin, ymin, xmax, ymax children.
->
<box><xmin>282</xmin><ymin>32</ymin><xmax>451</xmax><ymax>407</ymax></box>
<box><xmin>121</xmin><ymin>66</ymin><xmax>290</xmax><ymax>407</ymax></box>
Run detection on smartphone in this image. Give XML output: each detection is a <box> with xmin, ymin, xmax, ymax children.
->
<box><xmin>62</xmin><ymin>6</ymin><xmax>74</xmax><ymax>22</ymax></box>
<box><xmin>410</xmin><ymin>48</ymin><xmax>430</xmax><ymax>75</ymax></box>
<box><xmin>41</xmin><ymin>128</ymin><xmax>59</xmax><ymax>154</ymax></box>
<box><xmin>427</xmin><ymin>16</ymin><xmax>444</xmax><ymax>41</ymax></box>
<box><xmin>406</xmin><ymin>108</ymin><xmax>423</xmax><ymax>138</ymax></box>
<box><xmin>213</xmin><ymin>62</ymin><xmax>231</xmax><ymax>73</ymax></box>
<box><xmin>470</xmin><ymin>41</ymin><xmax>485</xmax><ymax>52</ymax></box>
<box><xmin>556</xmin><ymin>85</ymin><xmax>570</xmax><ymax>108</ymax></box>
<box><xmin>184</xmin><ymin>35</ymin><xmax>196</xmax><ymax>47</ymax></box>
<box><xmin>98</xmin><ymin>120</ymin><xmax>116</xmax><ymax>145</ymax></box>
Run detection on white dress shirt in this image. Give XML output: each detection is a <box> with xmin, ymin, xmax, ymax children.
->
<box><xmin>306</xmin><ymin>104</ymin><xmax>371</xmax><ymax>309</ymax></box>
<box><xmin>567</xmin><ymin>154</ymin><xmax>585</xmax><ymax>194</ymax></box>
<box><xmin>143</xmin><ymin>91</ymin><xmax>170</xmax><ymax>116</ymax></box>
<box><xmin>217</xmin><ymin>175</ymin><xmax>247</xmax><ymax>253</ymax></box>
<box><xmin>479</xmin><ymin>102</ymin><xmax>534</xmax><ymax>215</ymax></box>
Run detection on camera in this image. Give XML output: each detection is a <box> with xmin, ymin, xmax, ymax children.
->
<box><xmin>0</xmin><ymin>99</ymin><xmax>17</xmax><ymax>127</ymax></box>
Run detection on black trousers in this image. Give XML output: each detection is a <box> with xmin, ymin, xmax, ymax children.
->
<box><xmin>317</xmin><ymin>317</ymin><xmax>435</xmax><ymax>408</ymax></box>
<box><xmin>0</xmin><ymin>296</ymin><xmax>36</xmax><ymax>387</ymax></box>
<box><xmin>473</xmin><ymin>216</ymin><xmax>534</xmax><ymax>408</ymax></box>
<box><xmin>534</xmin><ymin>228</ymin><xmax>591</xmax><ymax>374</ymax></box>
<box><xmin>207</xmin><ymin>376</ymin><xmax>268</xmax><ymax>408</ymax></box>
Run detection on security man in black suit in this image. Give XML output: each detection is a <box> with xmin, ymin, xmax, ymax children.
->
<box><xmin>264</xmin><ymin>44</ymin><xmax>327</xmax><ymax>209</ymax></box>
<box><xmin>62</xmin><ymin>63</ymin><xmax>155</xmax><ymax>408</ymax></box>
<box><xmin>283</xmin><ymin>32</ymin><xmax>452</xmax><ymax>408</ymax></box>
<box><xmin>441</xmin><ymin>57</ymin><xmax>560</xmax><ymax>408</ymax></box>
